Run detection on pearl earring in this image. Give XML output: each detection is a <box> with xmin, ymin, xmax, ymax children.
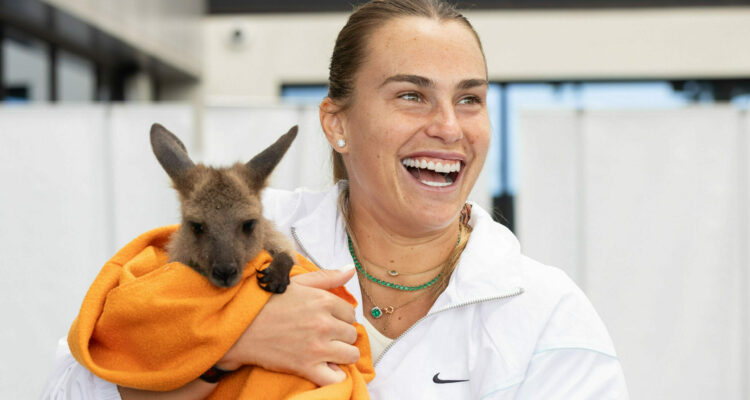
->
<box><xmin>337</xmin><ymin>139</ymin><xmax>346</xmax><ymax>148</ymax></box>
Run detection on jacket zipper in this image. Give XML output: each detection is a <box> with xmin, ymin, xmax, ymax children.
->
<box><xmin>290</xmin><ymin>226</ymin><xmax>325</xmax><ymax>269</ymax></box>
<box><xmin>375</xmin><ymin>287</ymin><xmax>525</xmax><ymax>366</ymax></box>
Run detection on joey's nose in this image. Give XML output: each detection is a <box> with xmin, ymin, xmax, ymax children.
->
<box><xmin>211</xmin><ymin>264</ymin><xmax>238</xmax><ymax>286</ymax></box>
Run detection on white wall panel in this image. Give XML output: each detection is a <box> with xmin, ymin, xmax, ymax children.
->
<box><xmin>518</xmin><ymin>107</ymin><xmax>748</xmax><ymax>400</ymax></box>
<box><xmin>0</xmin><ymin>106</ymin><xmax>109</xmax><ymax>397</ymax></box>
<box><xmin>582</xmin><ymin>108</ymin><xmax>744</xmax><ymax>399</ymax></box>
<box><xmin>108</xmin><ymin>104</ymin><xmax>195</xmax><ymax>250</ymax></box>
<box><xmin>517</xmin><ymin>110</ymin><xmax>582</xmax><ymax>283</ymax></box>
<box><xmin>742</xmin><ymin>109</ymin><xmax>750</xmax><ymax>400</ymax></box>
<box><xmin>203</xmin><ymin>105</ymin><xmax>333</xmax><ymax>192</ymax></box>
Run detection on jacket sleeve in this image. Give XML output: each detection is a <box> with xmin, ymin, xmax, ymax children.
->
<box><xmin>515</xmin><ymin>272</ymin><xmax>629</xmax><ymax>399</ymax></box>
<box><xmin>483</xmin><ymin>265</ymin><xmax>629</xmax><ymax>400</ymax></box>
<box><xmin>41</xmin><ymin>338</ymin><xmax>121</xmax><ymax>400</ymax></box>
<box><xmin>510</xmin><ymin>348</ymin><xmax>628</xmax><ymax>399</ymax></box>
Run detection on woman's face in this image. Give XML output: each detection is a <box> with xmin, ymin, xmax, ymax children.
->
<box><xmin>340</xmin><ymin>16</ymin><xmax>490</xmax><ymax>235</ymax></box>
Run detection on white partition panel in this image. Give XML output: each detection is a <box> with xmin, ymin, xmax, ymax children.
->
<box><xmin>518</xmin><ymin>107</ymin><xmax>748</xmax><ymax>400</ymax></box>
<box><xmin>517</xmin><ymin>110</ymin><xmax>583</xmax><ymax>283</ymax></box>
<box><xmin>108</xmin><ymin>104</ymin><xmax>195</xmax><ymax>250</ymax></box>
<box><xmin>0</xmin><ymin>106</ymin><xmax>109</xmax><ymax>396</ymax></box>
<box><xmin>583</xmin><ymin>108</ymin><xmax>744</xmax><ymax>399</ymax></box>
<box><xmin>743</xmin><ymin>109</ymin><xmax>750</xmax><ymax>400</ymax></box>
<box><xmin>203</xmin><ymin>105</ymin><xmax>333</xmax><ymax>192</ymax></box>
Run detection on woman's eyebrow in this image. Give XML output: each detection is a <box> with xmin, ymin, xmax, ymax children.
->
<box><xmin>457</xmin><ymin>79</ymin><xmax>489</xmax><ymax>90</ymax></box>
<box><xmin>380</xmin><ymin>74</ymin><xmax>434</xmax><ymax>88</ymax></box>
<box><xmin>379</xmin><ymin>75</ymin><xmax>488</xmax><ymax>90</ymax></box>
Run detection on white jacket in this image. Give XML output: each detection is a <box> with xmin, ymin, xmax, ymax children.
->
<box><xmin>43</xmin><ymin>184</ymin><xmax>629</xmax><ymax>399</ymax></box>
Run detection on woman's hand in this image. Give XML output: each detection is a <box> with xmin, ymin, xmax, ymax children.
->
<box><xmin>217</xmin><ymin>267</ymin><xmax>360</xmax><ymax>386</ymax></box>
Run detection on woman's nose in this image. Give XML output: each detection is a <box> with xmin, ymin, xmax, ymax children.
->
<box><xmin>424</xmin><ymin>102</ymin><xmax>462</xmax><ymax>143</ymax></box>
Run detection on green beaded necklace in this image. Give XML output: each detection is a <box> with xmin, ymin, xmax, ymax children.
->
<box><xmin>347</xmin><ymin>230</ymin><xmax>461</xmax><ymax>320</ymax></box>
<box><xmin>346</xmin><ymin>228</ymin><xmax>460</xmax><ymax>292</ymax></box>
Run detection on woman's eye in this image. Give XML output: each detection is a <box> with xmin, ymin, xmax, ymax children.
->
<box><xmin>458</xmin><ymin>96</ymin><xmax>481</xmax><ymax>105</ymax></box>
<box><xmin>399</xmin><ymin>92</ymin><xmax>422</xmax><ymax>102</ymax></box>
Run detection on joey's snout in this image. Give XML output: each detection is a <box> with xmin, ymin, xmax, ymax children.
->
<box><xmin>210</xmin><ymin>263</ymin><xmax>239</xmax><ymax>287</ymax></box>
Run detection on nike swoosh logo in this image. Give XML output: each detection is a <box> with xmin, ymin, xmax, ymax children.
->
<box><xmin>433</xmin><ymin>373</ymin><xmax>469</xmax><ymax>384</ymax></box>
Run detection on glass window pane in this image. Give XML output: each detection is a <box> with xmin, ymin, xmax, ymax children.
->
<box><xmin>280</xmin><ymin>85</ymin><xmax>328</xmax><ymax>105</ymax></box>
<box><xmin>57</xmin><ymin>50</ymin><xmax>95</xmax><ymax>102</ymax></box>
<box><xmin>3</xmin><ymin>30</ymin><xmax>49</xmax><ymax>102</ymax></box>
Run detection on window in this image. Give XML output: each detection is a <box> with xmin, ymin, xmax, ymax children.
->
<box><xmin>2</xmin><ymin>30</ymin><xmax>50</xmax><ymax>102</ymax></box>
<box><xmin>57</xmin><ymin>50</ymin><xmax>95</xmax><ymax>102</ymax></box>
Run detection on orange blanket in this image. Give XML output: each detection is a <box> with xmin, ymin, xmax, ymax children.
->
<box><xmin>68</xmin><ymin>225</ymin><xmax>374</xmax><ymax>399</ymax></box>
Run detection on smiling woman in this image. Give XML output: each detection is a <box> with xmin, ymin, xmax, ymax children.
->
<box><xmin>44</xmin><ymin>1</ymin><xmax>629</xmax><ymax>399</ymax></box>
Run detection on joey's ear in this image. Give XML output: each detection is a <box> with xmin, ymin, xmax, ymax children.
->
<box><xmin>245</xmin><ymin>125</ymin><xmax>298</xmax><ymax>187</ymax></box>
<box><xmin>150</xmin><ymin>123</ymin><xmax>195</xmax><ymax>190</ymax></box>
<box><xmin>320</xmin><ymin>97</ymin><xmax>348</xmax><ymax>153</ymax></box>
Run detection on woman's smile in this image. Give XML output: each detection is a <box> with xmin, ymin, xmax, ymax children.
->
<box><xmin>400</xmin><ymin>155</ymin><xmax>464</xmax><ymax>189</ymax></box>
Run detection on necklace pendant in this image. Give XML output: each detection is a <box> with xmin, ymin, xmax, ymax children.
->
<box><xmin>388</xmin><ymin>269</ymin><xmax>399</xmax><ymax>277</ymax></box>
<box><xmin>371</xmin><ymin>306</ymin><xmax>383</xmax><ymax>319</ymax></box>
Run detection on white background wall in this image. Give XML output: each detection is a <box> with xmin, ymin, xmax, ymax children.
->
<box><xmin>0</xmin><ymin>105</ymin><xmax>195</xmax><ymax>398</ymax></box>
<box><xmin>518</xmin><ymin>107</ymin><xmax>750</xmax><ymax>399</ymax></box>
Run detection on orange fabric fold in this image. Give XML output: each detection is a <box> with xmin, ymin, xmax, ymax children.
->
<box><xmin>68</xmin><ymin>225</ymin><xmax>374</xmax><ymax>399</ymax></box>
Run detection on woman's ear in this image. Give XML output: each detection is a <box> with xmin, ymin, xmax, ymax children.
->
<box><xmin>319</xmin><ymin>97</ymin><xmax>348</xmax><ymax>153</ymax></box>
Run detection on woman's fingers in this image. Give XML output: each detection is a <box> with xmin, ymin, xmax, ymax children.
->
<box><xmin>326</xmin><ymin>339</ymin><xmax>361</xmax><ymax>365</ymax></box>
<box><xmin>307</xmin><ymin>362</ymin><xmax>347</xmax><ymax>387</ymax></box>
<box><xmin>328</xmin><ymin>294</ymin><xmax>357</xmax><ymax>325</ymax></box>
<box><xmin>294</xmin><ymin>267</ymin><xmax>357</xmax><ymax>325</ymax></box>
<box><xmin>327</xmin><ymin>318</ymin><xmax>359</xmax><ymax>345</ymax></box>
<box><xmin>292</xmin><ymin>266</ymin><xmax>355</xmax><ymax>290</ymax></box>
<box><xmin>216</xmin><ymin>267</ymin><xmax>362</xmax><ymax>387</ymax></box>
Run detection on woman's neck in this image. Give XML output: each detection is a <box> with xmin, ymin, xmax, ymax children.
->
<box><xmin>347</xmin><ymin>193</ymin><xmax>461</xmax><ymax>275</ymax></box>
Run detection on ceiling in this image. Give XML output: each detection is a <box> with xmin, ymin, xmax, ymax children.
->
<box><xmin>208</xmin><ymin>0</ymin><xmax>750</xmax><ymax>14</ymax></box>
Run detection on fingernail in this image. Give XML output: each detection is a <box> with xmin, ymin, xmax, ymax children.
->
<box><xmin>337</xmin><ymin>264</ymin><xmax>355</xmax><ymax>273</ymax></box>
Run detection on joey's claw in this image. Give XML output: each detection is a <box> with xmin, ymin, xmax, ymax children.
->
<box><xmin>257</xmin><ymin>267</ymin><xmax>290</xmax><ymax>293</ymax></box>
<box><xmin>256</xmin><ymin>253</ymin><xmax>293</xmax><ymax>293</ymax></box>
<box><xmin>256</xmin><ymin>268</ymin><xmax>270</xmax><ymax>283</ymax></box>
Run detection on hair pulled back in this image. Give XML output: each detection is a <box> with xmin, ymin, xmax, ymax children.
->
<box><xmin>327</xmin><ymin>0</ymin><xmax>485</xmax><ymax>182</ymax></box>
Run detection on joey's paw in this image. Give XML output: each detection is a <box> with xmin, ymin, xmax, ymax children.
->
<box><xmin>257</xmin><ymin>253</ymin><xmax>293</xmax><ymax>293</ymax></box>
<box><xmin>257</xmin><ymin>267</ymin><xmax>290</xmax><ymax>293</ymax></box>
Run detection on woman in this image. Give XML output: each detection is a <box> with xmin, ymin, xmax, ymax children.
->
<box><xmin>44</xmin><ymin>0</ymin><xmax>628</xmax><ymax>398</ymax></box>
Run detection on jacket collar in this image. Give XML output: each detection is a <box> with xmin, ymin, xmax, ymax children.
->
<box><xmin>290</xmin><ymin>183</ymin><xmax>525</xmax><ymax>315</ymax></box>
<box><xmin>430</xmin><ymin>204</ymin><xmax>525</xmax><ymax>312</ymax></box>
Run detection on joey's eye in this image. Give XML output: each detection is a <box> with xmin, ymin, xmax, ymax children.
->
<box><xmin>242</xmin><ymin>219</ymin><xmax>257</xmax><ymax>235</ymax></box>
<box><xmin>189</xmin><ymin>222</ymin><xmax>204</xmax><ymax>236</ymax></box>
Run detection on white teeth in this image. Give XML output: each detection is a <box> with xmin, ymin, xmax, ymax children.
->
<box><xmin>401</xmin><ymin>157</ymin><xmax>461</xmax><ymax>174</ymax></box>
<box><xmin>420</xmin><ymin>180</ymin><xmax>452</xmax><ymax>187</ymax></box>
